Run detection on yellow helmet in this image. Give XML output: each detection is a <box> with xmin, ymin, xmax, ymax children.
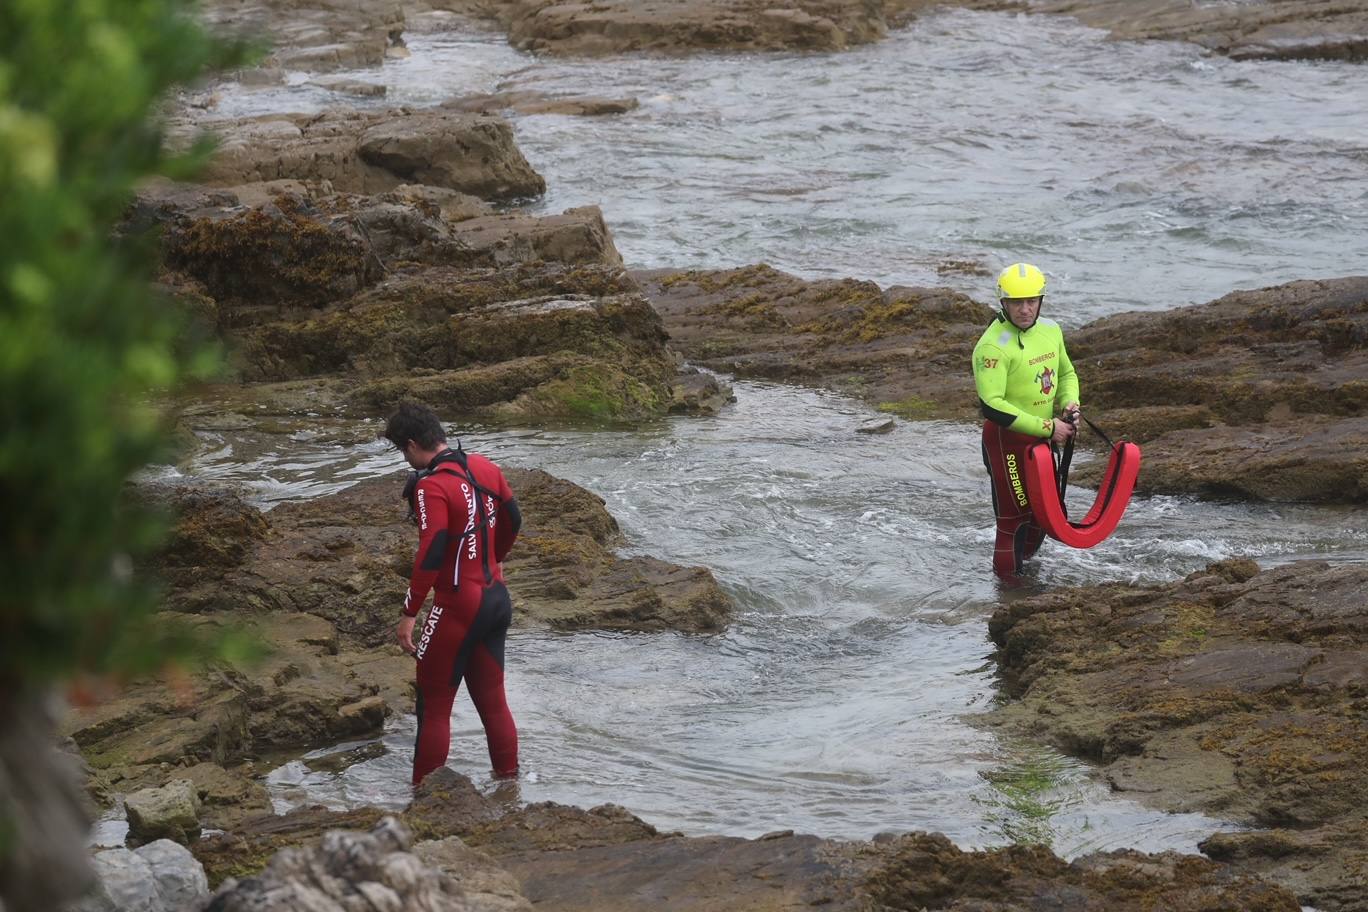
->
<box><xmin>997</xmin><ymin>263</ymin><xmax>1046</xmax><ymax>300</ymax></box>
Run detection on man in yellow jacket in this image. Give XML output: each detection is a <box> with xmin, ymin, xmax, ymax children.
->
<box><xmin>972</xmin><ymin>263</ymin><xmax>1081</xmax><ymax>582</ymax></box>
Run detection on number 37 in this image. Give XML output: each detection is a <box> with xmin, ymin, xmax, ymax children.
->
<box><xmin>982</xmin><ymin>357</ymin><xmax>999</xmax><ymax>369</ymax></box>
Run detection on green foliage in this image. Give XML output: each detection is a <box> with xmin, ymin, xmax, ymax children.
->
<box><xmin>0</xmin><ymin>0</ymin><xmax>249</xmax><ymax>687</ymax></box>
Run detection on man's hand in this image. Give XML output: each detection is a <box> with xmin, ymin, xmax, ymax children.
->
<box><xmin>1050</xmin><ymin>418</ymin><xmax>1076</xmax><ymax>445</ymax></box>
<box><xmin>397</xmin><ymin>615</ymin><xmax>417</xmax><ymax>656</ymax></box>
<box><xmin>1064</xmin><ymin>401</ymin><xmax>1082</xmax><ymax>423</ymax></box>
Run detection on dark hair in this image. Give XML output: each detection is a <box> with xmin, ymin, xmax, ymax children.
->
<box><xmin>382</xmin><ymin>401</ymin><xmax>447</xmax><ymax>450</ymax></box>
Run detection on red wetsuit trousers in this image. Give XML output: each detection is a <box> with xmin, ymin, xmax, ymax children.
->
<box><xmin>981</xmin><ymin>422</ymin><xmax>1047</xmax><ymax>579</ymax></box>
<box><xmin>412</xmin><ymin>581</ymin><xmax>518</xmax><ymax>785</ymax></box>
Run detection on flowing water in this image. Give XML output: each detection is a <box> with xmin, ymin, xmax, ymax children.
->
<box><xmin>207</xmin><ymin>8</ymin><xmax>1368</xmax><ymax>323</ymax></box>
<box><xmin>172</xmin><ymin>8</ymin><xmax>1368</xmax><ymax>857</ymax></box>
<box><xmin>168</xmin><ymin>380</ymin><xmax>1367</xmax><ymax>855</ymax></box>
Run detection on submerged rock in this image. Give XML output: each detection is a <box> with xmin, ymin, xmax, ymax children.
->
<box><xmin>441</xmin><ymin>91</ymin><xmax>640</xmax><ymax>116</ymax></box>
<box><xmin>988</xmin><ymin>559</ymin><xmax>1368</xmax><ymax>910</ymax></box>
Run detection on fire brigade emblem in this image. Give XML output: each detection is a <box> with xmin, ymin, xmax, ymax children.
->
<box><xmin>1036</xmin><ymin>366</ymin><xmax>1055</xmax><ymax>395</ymax></box>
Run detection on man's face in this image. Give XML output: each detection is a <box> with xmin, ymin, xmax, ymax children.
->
<box><xmin>400</xmin><ymin>440</ymin><xmax>425</xmax><ymax>470</ymax></box>
<box><xmin>1002</xmin><ymin>296</ymin><xmax>1042</xmax><ymax>330</ymax></box>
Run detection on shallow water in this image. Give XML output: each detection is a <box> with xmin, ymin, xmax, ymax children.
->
<box><xmin>207</xmin><ymin>8</ymin><xmax>1368</xmax><ymax>324</ymax></box>
<box><xmin>167</xmin><ymin>380</ymin><xmax>1367</xmax><ymax>854</ymax></box>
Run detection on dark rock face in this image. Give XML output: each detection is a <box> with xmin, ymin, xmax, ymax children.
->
<box><xmin>988</xmin><ymin>559</ymin><xmax>1368</xmax><ymax>910</ymax></box>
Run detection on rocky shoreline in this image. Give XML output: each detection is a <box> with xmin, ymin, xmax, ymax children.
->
<box><xmin>52</xmin><ymin>1</ymin><xmax>1368</xmax><ymax>910</ymax></box>
<box><xmin>988</xmin><ymin>559</ymin><xmax>1368</xmax><ymax>911</ymax></box>
<box><xmin>419</xmin><ymin>0</ymin><xmax>1368</xmax><ymax>60</ymax></box>
<box><xmin>642</xmin><ymin>266</ymin><xmax>1368</xmax><ymax>503</ymax></box>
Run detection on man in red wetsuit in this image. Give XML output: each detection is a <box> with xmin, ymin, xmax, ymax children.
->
<box><xmin>383</xmin><ymin>402</ymin><xmax>522</xmax><ymax>786</ymax></box>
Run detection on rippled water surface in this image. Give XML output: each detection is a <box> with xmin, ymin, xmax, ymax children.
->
<box><xmin>171</xmin><ymin>381</ymin><xmax>1367</xmax><ymax>854</ymax></box>
<box><xmin>210</xmin><ymin>8</ymin><xmax>1368</xmax><ymax>323</ymax></box>
<box><xmin>178</xmin><ymin>8</ymin><xmax>1368</xmax><ymax>858</ymax></box>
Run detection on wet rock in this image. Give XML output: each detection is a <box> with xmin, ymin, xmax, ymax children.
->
<box><xmin>857</xmin><ymin>417</ymin><xmax>895</xmax><ymax>434</ymax></box>
<box><xmin>988</xmin><ymin>559</ymin><xmax>1368</xmax><ymax>909</ymax></box>
<box><xmin>1027</xmin><ymin>0</ymin><xmax>1368</xmax><ymax>62</ymax></box>
<box><xmin>482</xmin><ymin>0</ymin><xmax>899</xmax><ymax>54</ymax></box>
<box><xmin>141</xmin><ymin>187</ymin><xmax>613</xmax><ymax>316</ymax></box>
<box><xmin>357</xmin><ymin>114</ymin><xmax>546</xmax><ymax>201</ymax></box>
<box><xmin>309</xmin><ymin>77</ymin><xmax>387</xmax><ymax>97</ymax></box>
<box><xmin>1068</xmin><ymin>276</ymin><xmax>1368</xmax><ymax>502</ymax></box>
<box><xmin>858</xmin><ymin>831</ymin><xmax>1298</xmax><ymax>912</ymax></box>
<box><xmin>668</xmin><ymin>367</ymin><xmax>735</xmax><ymax>416</ymax></box>
<box><xmin>154</xmin><ymin>191</ymin><xmax>382</xmax><ymax>310</ymax></box>
<box><xmin>125</xmin><ymin>780</ymin><xmax>202</xmax><ymax>846</ymax></box>
<box><xmin>201</xmin><ymin>0</ymin><xmax>404</xmax><ymax>74</ymax></box>
<box><xmin>302</xmin><ymin>741</ymin><xmax>388</xmax><ymax>774</ymax></box>
<box><xmin>63</xmin><ymin>609</ymin><xmax>390</xmax><ymax>815</ymax></box>
<box><xmin>171</xmin><ymin>108</ymin><xmax>544</xmax><ymax>202</ymax></box>
<box><xmin>637</xmin><ymin>264</ymin><xmax>994</xmax><ymax>418</ymax></box>
<box><xmin>160</xmin><ymin>469</ymin><xmax>733</xmax><ymax>641</ymax></box>
<box><xmin>440</xmin><ymin>206</ymin><xmax>623</xmax><ymax>269</ymax></box>
<box><xmin>133</xmin><ymin>185</ymin><xmax>694</xmax><ymax>424</ymax></box>
<box><xmin>402</xmin><ymin>768</ymin><xmax>502</xmax><ymax>842</ymax></box>
<box><xmin>233</xmin><ymin>263</ymin><xmax>681</xmax><ymax>422</ymax></box>
<box><xmin>441</xmin><ymin>91</ymin><xmax>639</xmax><ymax>116</ymax></box>
<box><xmin>186</xmin><ymin>768</ymin><xmax>1300</xmax><ymax>909</ymax></box>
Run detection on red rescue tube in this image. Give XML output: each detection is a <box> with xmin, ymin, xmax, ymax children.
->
<box><xmin>1024</xmin><ymin>440</ymin><xmax>1141</xmax><ymax>549</ymax></box>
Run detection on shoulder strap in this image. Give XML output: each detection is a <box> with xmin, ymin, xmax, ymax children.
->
<box><xmin>441</xmin><ymin>444</ymin><xmax>500</xmax><ymax>585</ymax></box>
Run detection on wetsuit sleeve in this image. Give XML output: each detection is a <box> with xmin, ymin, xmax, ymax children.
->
<box><xmin>403</xmin><ymin>477</ymin><xmax>450</xmax><ymax>617</ymax></box>
<box><xmin>494</xmin><ymin>471</ymin><xmax>520</xmax><ymax>562</ymax></box>
<box><xmin>1056</xmin><ymin>335</ymin><xmax>1080</xmax><ymax>409</ymax></box>
<box><xmin>973</xmin><ymin>343</ymin><xmax>1053</xmax><ymax>437</ymax></box>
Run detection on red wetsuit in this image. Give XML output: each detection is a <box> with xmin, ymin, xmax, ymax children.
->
<box><xmin>981</xmin><ymin>423</ymin><xmax>1047</xmax><ymax>579</ymax></box>
<box><xmin>403</xmin><ymin>448</ymin><xmax>521</xmax><ymax>786</ymax></box>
